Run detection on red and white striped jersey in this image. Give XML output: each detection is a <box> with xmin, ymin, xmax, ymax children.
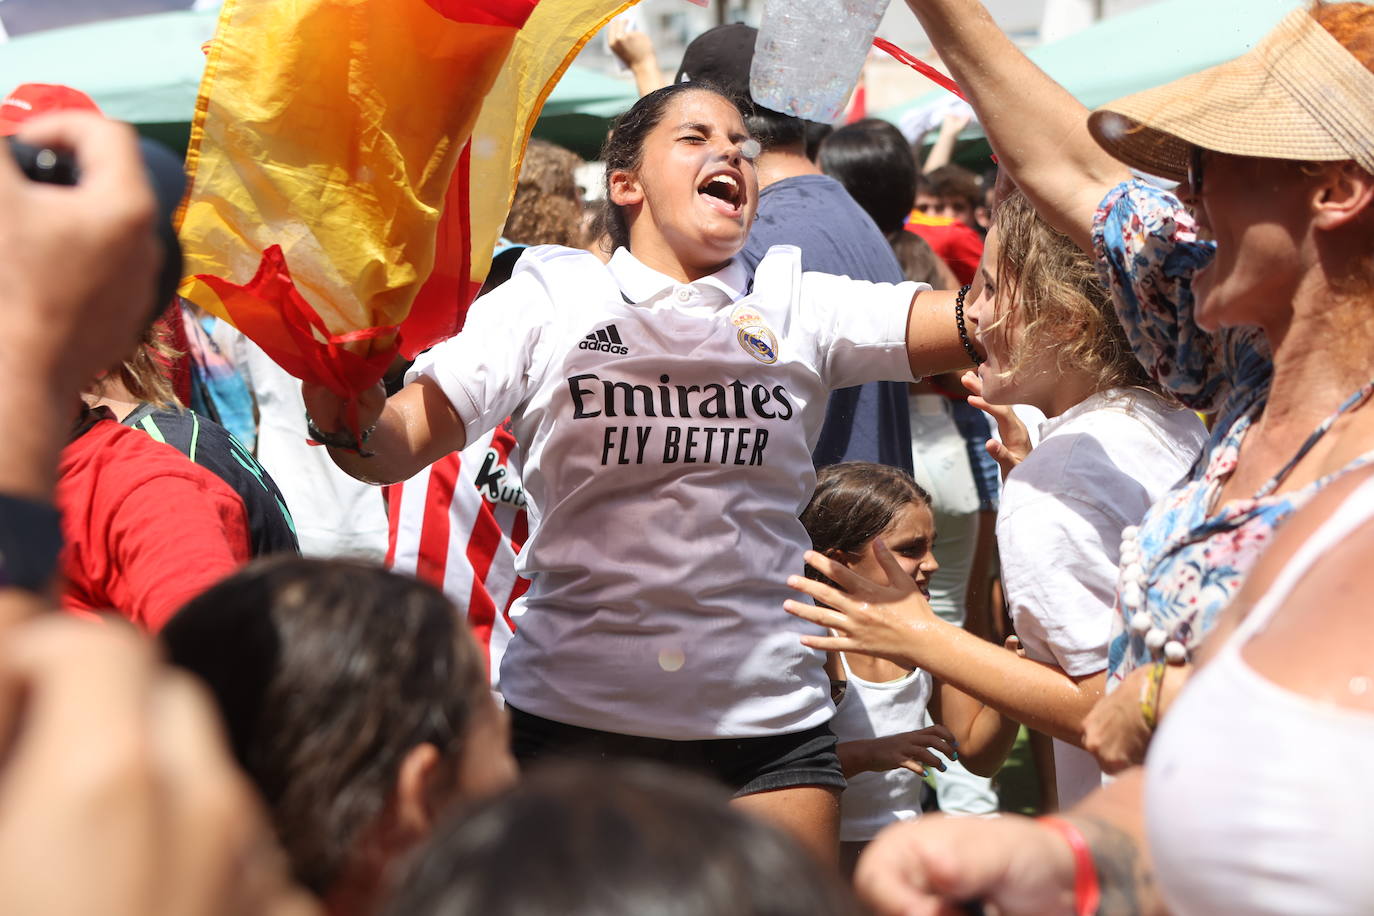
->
<box><xmin>384</xmin><ymin>423</ymin><xmax>529</xmax><ymax>690</ymax></box>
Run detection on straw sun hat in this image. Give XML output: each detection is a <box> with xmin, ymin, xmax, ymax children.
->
<box><xmin>1089</xmin><ymin>6</ymin><xmax>1374</xmax><ymax>182</ymax></box>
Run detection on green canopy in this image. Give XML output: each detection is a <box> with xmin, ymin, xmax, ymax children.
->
<box><xmin>878</xmin><ymin>0</ymin><xmax>1305</xmax><ymax>142</ymax></box>
<box><xmin>0</xmin><ymin>9</ymin><xmax>635</xmax><ymax>155</ymax></box>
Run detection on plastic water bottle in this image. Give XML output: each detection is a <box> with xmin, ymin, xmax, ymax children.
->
<box><xmin>750</xmin><ymin>0</ymin><xmax>892</xmax><ymax>123</ymax></box>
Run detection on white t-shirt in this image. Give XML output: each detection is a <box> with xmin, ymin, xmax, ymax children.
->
<box><xmin>830</xmin><ymin>654</ymin><xmax>934</xmax><ymax>841</ymax></box>
<box><xmin>997</xmin><ymin>388</ymin><xmax>1205</xmax><ymax>807</ymax></box>
<box><xmin>211</xmin><ymin>323</ymin><xmax>389</xmax><ymax>560</ymax></box>
<box><xmin>413</xmin><ymin>244</ymin><xmax>922</xmax><ymax>739</ymax></box>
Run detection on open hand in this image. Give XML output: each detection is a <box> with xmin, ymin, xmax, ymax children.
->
<box><xmin>785</xmin><ymin>540</ymin><xmax>941</xmax><ymax>669</ymax></box>
<box><xmin>856</xmin><ymin>814</ymin><xmax>1077</xmax><ymax>916</ymax></box>
<box><xmin>859</xmin><ymin>725</ymin><xmax>959</xmax><ymax>776</ymax></box>
<box><xmin>962</xmin><ymin>370</ymin><xmax>1031</xmax><ymax>478</ymax></box>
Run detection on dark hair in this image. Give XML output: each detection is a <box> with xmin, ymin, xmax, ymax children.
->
<box><xmin>744</xmin><ymin>104</ymin><xmax>806</xmax><ymax>153</ymax></box>
<box><xmin>804</xmin><ymin>120</ymin><xmax>833</xmax><ymax>163</ymax></box>
<box><xmin>162</xmin><ymin>557</ymin><xmax>489</xmax><ymax>896</ymax></box>
<box><xmin>598</xmin><ymin>82</ymin><xmax>742</xmax><ymax>251</ymax></box>
<box><xmin>915</xmin><ymin>163</ymin><xmax>982</xmax><ymax>209</ymax></box>
<box><xmin>800</xmin><ymin>462</ymin><xmax>932</xmax><ymax>582</ymax></box>
<box><xmin>381</xmin><ymin>762</ymin><xmax>860</xmax><ymax>916</ymax></box>
<box><xmin>818</xmin><ymin>119</ymin><xmax>917</xmax><ymax>236</ymax></box>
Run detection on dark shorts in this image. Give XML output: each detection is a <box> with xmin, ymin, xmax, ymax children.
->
<box><xmin>508</xmin><ymin>705</ymin><xmax>846</xmax><ymax>797</ymax></box>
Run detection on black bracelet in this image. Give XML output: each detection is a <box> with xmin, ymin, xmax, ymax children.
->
<box><xmin>306</xmin><ymin>415</ymin><xmax>376</xmax><ymax>458</ymax></box>
<box><xmin>954</xmin><ymin>284</ymin><xmax>983</xmax><ymax>366</ymax></box>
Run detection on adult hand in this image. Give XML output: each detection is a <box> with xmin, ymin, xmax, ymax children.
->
<box><xmin>855</xmin><ymin>814</ymin><xmax>1076</xmax><ymax>916</ymax></box>
<box><xmin>608</xmin><ymin>19</ymin><xmax>656</xmax><ymax>71</ymax></box>
<box><xmin>301</xmin><ymin>380</ymin><xmax>386</xmax><ymax>438</ymax></box>
<box><xmin>962</xmin><ymin>370</ymin><xmax>1031</xmax><ymax>479</ymax></box>
<box><xmin>1082</xmin><ymin>662</ymin><xmax>1189</xmax><ymax>773</ymax></box>
<box><xmin>0</xmin><ymin>617</ymin><xmax>320</xmax><ymax>916</ymax></box>
<box><xmin>0</xmin><ymin>112</ymin><xmax>161</xmax><ymax>505</ymax></box>
<box><xmin>785</xmin><ymin>541</ymin><xmax>942</xmax><ymax>668</ymax></box>
<box><xmin>0</xmin><ymin>113</ymin><xmax>159</xmax><ymax>402</ymax></box>
<box><xmin>858</xmin><ymin>726</ymin><xmax>959</xmax><ymax>776</ymax></box>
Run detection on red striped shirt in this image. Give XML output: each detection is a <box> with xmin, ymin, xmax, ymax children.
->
<box><xmin>385</xmin><ymin>423</ymin><xmax>528</xmax><ymax>688</ymax></box>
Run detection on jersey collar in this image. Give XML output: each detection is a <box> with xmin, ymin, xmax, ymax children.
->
<box><xmin>607</xmin><ymin>247</ymin><xmax>750</xmax><ymax>305</ymax></box>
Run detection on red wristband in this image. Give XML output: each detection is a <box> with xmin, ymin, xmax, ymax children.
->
<box><xmin>1037</xmin><ymin>816</ymin><xmax>1100</xmax><ymax>916</ymax></box>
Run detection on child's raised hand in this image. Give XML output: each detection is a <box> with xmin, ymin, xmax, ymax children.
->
<box><xmin>861</xmin><ymin>725</ymin><xmax>959</xmax><ymax>776</ymax></box>
<box><xmin>785</xmin><ymin>540</ymin><xmax>941</xmax><ymax>668</ymax></box>
<box><xmin>961</xmin><ymin>370</ymin><xmax>1031</xmax><ymax>479</ymax></box>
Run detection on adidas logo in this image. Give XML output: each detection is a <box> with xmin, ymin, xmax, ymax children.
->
<box><xmin>579</xmin><ymin>324</ymin><xmax>629</xmax><ymax>355</ymax></box>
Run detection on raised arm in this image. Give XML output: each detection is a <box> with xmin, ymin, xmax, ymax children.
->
<box><xmin>902</xmin><ymin>0</ymin><xmax>1130</xmax><ymax>250</ymax></box>
<box><xmin>786</xmin><ymin>542</ymin><xmax>1106</xmax><ymax>746</ymax></box>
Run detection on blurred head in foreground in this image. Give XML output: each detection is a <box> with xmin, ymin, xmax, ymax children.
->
<box><xmin>382</xmin><ymin>761</ymin><xmax>860</xmax><ymax>916</ymax></box>
<box><xmin>163</xmin><ymin>557</ymin><xmax>516</xmax><ymax>915</ymax></box>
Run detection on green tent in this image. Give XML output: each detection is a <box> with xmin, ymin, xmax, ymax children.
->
<box><xmin>0</xmin><ymin>9</ymin><xmax>635</xmax><ymax>156</ymax></box>
<box><xmin>878</xmin><ymin>0</ymin><xmax>1304</xmax><ymax>155</ymax></box>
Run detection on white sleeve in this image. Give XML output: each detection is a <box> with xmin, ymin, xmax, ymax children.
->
<box><xmin>798</xmin><ymin>271</ymin><xmax>925</xmax><ymax>389</ymax></box>
<box><xmin>999</xmin><ymin>494</ymin><xmax>1117</xmax><ymax>677</ymax></box>
<box><xmin>407</xmin><ymin>270</ymin><xmax>554</xmax><ymax>445</ymax></box>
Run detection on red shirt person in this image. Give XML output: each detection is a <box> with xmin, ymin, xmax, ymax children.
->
<box><xmin>57</xmin><ymin>415</ymin><xmax>252</xmax><ymax>631</ymax></box>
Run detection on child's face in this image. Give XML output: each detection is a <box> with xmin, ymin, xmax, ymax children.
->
<box><xmin>845</xmin><ymin>501</ymin><xmax>938</xmax><ymax>599</ymax></box>
<box><xmin>965</xmin><ymin>226</ymin><xmax>1056</xmax><ymax>411</ymax></box>
<box><xmin>610</xmin><ymin>91</ymin><xmax>759</xmax><ymax>275</ymax></box>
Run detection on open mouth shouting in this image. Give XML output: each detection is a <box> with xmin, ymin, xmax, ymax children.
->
<box><xmin>697</xmin><ymin>169</ymin><xmax>746</xmax><ymax>218</ymax></box>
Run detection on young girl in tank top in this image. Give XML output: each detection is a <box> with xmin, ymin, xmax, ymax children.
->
<box><xmin>800</xmin><ymin>461</ymin><xmax>1017</xmax><ymax>874</ymax></box>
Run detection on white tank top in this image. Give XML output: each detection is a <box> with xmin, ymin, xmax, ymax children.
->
<box><xmin>1145</xmin><ymin>476</ymin><xmax>1374</xmax><ymax>916</ymax></box>
<box><xmin>829</xmin><ymin>654</ymin><xmax>935</xmax><ymax>842</ymax></box>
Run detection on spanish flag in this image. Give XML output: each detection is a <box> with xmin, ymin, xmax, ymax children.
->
<box><xmin>178</xmin><ymin>0</ymin><xmax>637</xmax><ymax>402</ymax></box>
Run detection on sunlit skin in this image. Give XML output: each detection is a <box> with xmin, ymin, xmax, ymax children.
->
<box><xmin>840</xmin><ymin>502</ymin><xmax>939</xmax><ymax>600</ymax></box>
<box><xmin>834</xmin><ymin>502</ymin><xmax>938</xmax><ymax>685</ymax></box>
<box><xmin>963</xmin><ymin>226</ymin><xmax>1094</xmax><ymax>418</ymax></box>
<box><xmin>608</xmin><ymin>90</ymin><xmax>760</xmax><ymax>283</ymax></box>
<box><xmin>1177</xmin><ymin>152</ymin><xmax>1312</xmax><ymax>340</ymax></box>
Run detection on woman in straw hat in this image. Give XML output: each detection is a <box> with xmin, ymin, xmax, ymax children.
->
<box><xmin>818</xmin><ymin>1</ymin><xmax>1374</xmax><ymax>914</ymax></box>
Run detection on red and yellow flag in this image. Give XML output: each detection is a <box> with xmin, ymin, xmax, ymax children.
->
<box><xmin>178</xmin><ymin>0</ymin><xmax>637</xmax><ymax>402</ymax></box>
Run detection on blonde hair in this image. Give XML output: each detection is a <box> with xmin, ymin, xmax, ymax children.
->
<box><xmin>985</xmin><ymin>190</ymin><xmax>1154</xmax><ymax>393</ymax></box>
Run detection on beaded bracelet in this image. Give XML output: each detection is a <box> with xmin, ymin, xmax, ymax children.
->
<box><xmin>954</xmin><ymin>284</ymin><xmax>983</xmax><ymax>366</ymax></box>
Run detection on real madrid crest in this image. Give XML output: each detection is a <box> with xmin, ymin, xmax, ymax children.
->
<box><xmin>738</xmin><ymin>325</ymin><xmax>779</xmax><ymax>364</ymax></box>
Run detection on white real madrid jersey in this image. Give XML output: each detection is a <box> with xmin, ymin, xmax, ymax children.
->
<box><xmin>412</xmin><ymin>244</ymin><xmax>923</xmax><ymax>739</ymax></box>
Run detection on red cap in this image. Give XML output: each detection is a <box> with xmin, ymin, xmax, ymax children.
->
<box><xmin>0</xmin><ymin>83</ymin><xmax>102</xmax><ymax>136</ymax></box>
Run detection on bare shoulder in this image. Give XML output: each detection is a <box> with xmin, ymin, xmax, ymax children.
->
<box><xmin>1238</xmin><ymin>465</ymin><xmax>1374</xmax><ymax>712</ymax></box>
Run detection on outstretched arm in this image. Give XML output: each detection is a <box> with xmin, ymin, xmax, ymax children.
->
<box><xmin>906</xmin><ymin>288</ymin><xmax>984</xmax><ymax>378</ymax></box>
<box><xmin>854</xmin><ymin>767</ymin><xmax>1163</xmax><ymax>916</ymax></box>
<box><xmin>786</xmin><ymin>542</ymin><xmax>1106</xmax><ymax>745</ymax></box>
<box><xmin>902</xmin><ymin>0</ymin><xmax>1130</xmax><ymax>250</ymax></box>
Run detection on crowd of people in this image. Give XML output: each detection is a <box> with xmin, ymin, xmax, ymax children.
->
<box><xmin>2</xmin><ymin>0</ymin><xmax>1372</xmax><ymax>913</ymax></box>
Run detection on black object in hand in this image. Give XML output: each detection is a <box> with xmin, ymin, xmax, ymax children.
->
<box><xmin>6</xmin><ymin>138</ymin><xmax>78</xmax><ymax>185</ymax></box>
<box><xmin>6</xmin><ymin>134</ymin><xmax>186</xmax><ymax>327</ymax></box>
